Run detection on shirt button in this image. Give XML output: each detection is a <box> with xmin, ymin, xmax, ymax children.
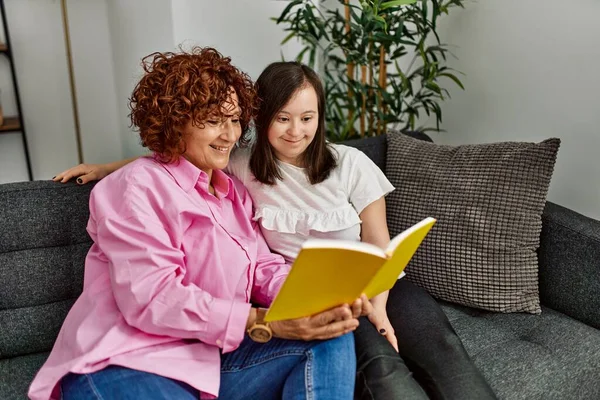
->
<box><xmin>217</xmin><ymin>339</ymin><xmax>222</xmax><ymax>346</ymax></box>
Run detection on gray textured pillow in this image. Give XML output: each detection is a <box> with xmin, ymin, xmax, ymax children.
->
<box><xmin>385</xmin><ymin>134</ymin><xmax>560</xmax><ymax>313</ymax></box>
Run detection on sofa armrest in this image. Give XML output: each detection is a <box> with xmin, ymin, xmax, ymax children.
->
<box><xmin>538</xmin><ymin>201</ymin><xmax>600</xmax><ymax>329</ymax></box>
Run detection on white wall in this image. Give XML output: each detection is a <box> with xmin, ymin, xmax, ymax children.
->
<box><xmin>431</xmin><ymin>0</ymin><xmax>600</xmax><ymax>220</ymax></box>
<box><xmin>0</xmin><ymin>0</ymin><xmax>78</xmax><ymax>183</ymax></box>
<box><xmin>107</xmin><ymin>0</ymin><xmax>305</xmax><ymax>157</ymax></box>
<box><xmin>68</xmin><ymin>0</ymin><xmax>122</xmax><ymax>165</ymax></box>
<box><xmin>0</xmin><ymin>0</ymin><xmax>122</xmax><ymax>183</ymax></box>
<box><xmin>105</xmin><ymin>0</ymin><xmax>176</xmax><ymax>158</ymax></box>
<box><xmin>171</xmin><ymin>0</ymin><xmax>304</xmax><ymax>80</ymax></box>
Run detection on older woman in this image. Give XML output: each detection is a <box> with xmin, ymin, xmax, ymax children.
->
<box><xmin>28</xmin><ymin>48</ymin><xmax>367</xmax><ymax>400</ymax></box>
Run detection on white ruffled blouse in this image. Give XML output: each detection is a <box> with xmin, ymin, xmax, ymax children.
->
<box><xmin>226</xmin><ymin>144</ymin><xmax>395</xmax><ymax>264</ymax></box>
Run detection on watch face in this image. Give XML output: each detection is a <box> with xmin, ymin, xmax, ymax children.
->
<box><xmin>249</xmin><ymin>326</ymin><xmax>272</xmax><ymax>343</ymax></box>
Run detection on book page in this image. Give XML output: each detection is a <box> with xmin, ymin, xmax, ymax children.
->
<box><xmin>363</xmin><ymin>217</ymin><xmax>436</xmax><ymax>298</ymax></box>
<box><xmin>385</xmin><ymin>217</ymin><xmax>437</xmax><ymax>256</ymax></box>
<box><xmin>302</xmin><ymin>239</ymin><xmax>386</xmax><ymax>258</ymax></box>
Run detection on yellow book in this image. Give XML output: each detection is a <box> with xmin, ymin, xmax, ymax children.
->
<box><xmin>264</xmin><ymin>217</ymin><xmax>436</xmax><ymax>322</ymax></box>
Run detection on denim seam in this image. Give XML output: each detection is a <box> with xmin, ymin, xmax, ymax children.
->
<box><xmin>305</xmin><ymin>349</ymin><xmax>314</xmax><ymax>400</ymax></box>
<box><xmin>84</xmin><ymin>374</ymin><xmax>105</xmax><ymax>400</ymax></box>
<box><xmin>221</xmin><ymin>350</ymin><xmax>305</xmax><ymax>372</ymax></box>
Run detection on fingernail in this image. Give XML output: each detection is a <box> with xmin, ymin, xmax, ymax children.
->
<box><xmin>379</xmin><ymin>328</ymin><xmax>386</xmax><ymax>335</ymax></box>
<box><xmin>76</xmin><ymin>178</ymin><xmax>83</xmax><ymax>184</ymax></box>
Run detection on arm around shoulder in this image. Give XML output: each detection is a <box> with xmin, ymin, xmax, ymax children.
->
<box><xmin>53</xmin><ymin>156</ymin><xmax>141</xmax><ymax>184</ymax></box>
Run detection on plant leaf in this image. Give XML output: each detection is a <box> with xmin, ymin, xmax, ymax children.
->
<box><xmin>276</xmin><ymin>0</ymin><xmax>303</xmax><ymax>24</ymax></box>
<box><xmin>281</xmin><ymin>31</ymin><xmax>297</xmax><ymax>45</ymax></box>
<box><xmin>438</xmin><ymin>72</ymin><xmax>465</xmax><ymax>90</ymax></box>
<box><xmin>373</xmin><ymin>15</ymin><xmax>388</xmax><ymax>32</ymax></box>
<box><xmin>380</xmin><ymin>0</ymin><xmax>418</xmax><ymax>11</ymax></box>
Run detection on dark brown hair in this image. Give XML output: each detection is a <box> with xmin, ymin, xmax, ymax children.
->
<box><xmin>129</xmin><ymin>47</ymin><xmax>256</xmax><ymax>162</ymax></box>
<box><xmin>250</xmin><ymin>62</ymin><xmax>336</xmax><ymax>185</ymax></box>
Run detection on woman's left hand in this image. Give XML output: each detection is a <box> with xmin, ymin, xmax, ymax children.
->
<box><xmin>368</xmin><ymin>307</ymin><xmax>399</xmax><ymax>352</ymax></box>
<box><xmin>53</xmin><ymin>163</ymin><xmax>111</xmax><ymax>184</ymax></box>
<box><xmin>351</xmin><ymin>294</ymin><xmax>374</xmax><ymax>318</ymax></box>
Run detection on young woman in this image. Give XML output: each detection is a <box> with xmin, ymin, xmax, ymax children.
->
<box><xmin>54</xmin><ymin>60</ymin><xmax>496</xmax><ymax>400</ymax></box>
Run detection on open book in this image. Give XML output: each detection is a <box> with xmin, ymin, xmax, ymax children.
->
<box><xmin>264</xmin><ymin>217</ymin><xmax>436</xmax><ymax>322</ymax></box>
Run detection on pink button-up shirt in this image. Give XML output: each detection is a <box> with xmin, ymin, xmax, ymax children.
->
<box><xmin>28</xmin><ymin>156</ymin><xmax>290</xmax><ymax>400</ymax></box>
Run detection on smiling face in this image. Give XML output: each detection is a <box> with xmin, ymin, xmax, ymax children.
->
<box><xmin>182</xmin><ymin>91</ymin><xmax>241</xmax><ymax>178</ymax></box>
<box><xmin>267</xmin><ymin>85</ymin><xmax>319</xmax><ymax>167</ymax></box>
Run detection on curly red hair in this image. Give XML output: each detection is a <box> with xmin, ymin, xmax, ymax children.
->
<box><xmin>129</xmin><ymin>47</ymin><xmax>256</xmax><ymax>162</ymax></box>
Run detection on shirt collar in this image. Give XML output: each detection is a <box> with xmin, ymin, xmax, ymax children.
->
<box><xmin>159</xmin><ymin>155</ymin><xmax>235</xmax><ymax>200</ymax></box>
<box><xmin>207</xmin><ymin>169</ymin><xmax>235</xmax><ymax>201</ymax></box>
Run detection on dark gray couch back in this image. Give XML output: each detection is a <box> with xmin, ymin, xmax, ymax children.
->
<box><xmin>0</xmin><ymin>181</ymin><xmax>95</xmax><ymax>360</ymax></box>
<box><xmin>342</xmin><ymin>131</ymin><xmax>432</xmax><ymax>172</ymax></box>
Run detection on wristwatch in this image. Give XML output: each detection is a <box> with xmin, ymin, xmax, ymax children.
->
<box><xmin>247</xmin><ymin>308</ymin><xmax>273</xmax><ymax>343</ymax></box>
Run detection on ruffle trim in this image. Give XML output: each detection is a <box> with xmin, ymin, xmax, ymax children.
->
<box><xmin>254</xmin><ymin>204</ymin><xmax>361</xmax><ymax>236</ymax></box>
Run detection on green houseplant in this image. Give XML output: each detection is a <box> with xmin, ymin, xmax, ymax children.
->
<box><xmin>275</xmin><ymin>0</ymin><xmax>466</xmax><ymax>141</ymax></box>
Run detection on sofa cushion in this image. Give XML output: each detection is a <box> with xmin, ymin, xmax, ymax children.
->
<box><xmin>0</xmin><ymin>299</ymin><xmax>76</xmax><ymax>358</ymax></box>
<box><xmin>0</xmin><ymin>352</ymin><xmax>49</xmax><ymax>400</ymax></box>
<box><xmin>0</xmin><ymin>244</ymin><xmax>89</xmax><ymax>310</ymax></box>
<box><xmin>539</xmin><ymin>202</ymin><xmax>600</xmax><ymax>330</ymax></box>
<box><xmin>0</xmin><ymin>181</ymin><xmax>93</xmax><ymax>361</ymax></box>
<box><xmin>342</xmin><ymin>134</ymin><xmax>388</xmax><ymax>172</ymax></box>
<box><xmin>441</xmin><ymin>303</ymin><xmax>600</xmax><ymax>400</ymax></box>
<box><xmin>342</xmin><ymin>131</ymin><xmax>433</xmax><ymax>173</ymax></box>
<box><xmin>385</xmin><ymin>134</ymin><xmax>560</xmax><ymax>313</ymax></box>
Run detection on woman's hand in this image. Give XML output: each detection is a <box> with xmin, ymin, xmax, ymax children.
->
<box><xmin>270</xmin><ymin>297</ymin><xmax>372</xmax><ymax>341</ymax></box>
<box><xmin>53</xmin><ymin>163</ymin><xmax>112</xmax><ymax>184</ymax></box>
<box><xmin>351</xmin><ymin>293</ymin><xmax>374</xmax><ymax>318</ymax></box>
<box><xmin>52</xmin><ymin>157</ymin><xmax>139</xmax><ymax>184</ymax></box>
<box><xmin>368</xmin><ymin>307</ymin><xmax>398</xmax><ymax>352</ymax></box>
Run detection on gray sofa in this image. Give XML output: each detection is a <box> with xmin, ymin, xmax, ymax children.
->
<box><xmin>1</xmin><ymin>134</ymin><xmax>600</xmax><ymax>399</ymax></box>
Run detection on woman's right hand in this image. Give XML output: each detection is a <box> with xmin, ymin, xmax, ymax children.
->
<box><xmin>270</xmin><ymin>295</ymin><xmax>373</xmax><ymax>341</ymax></box>
<box><xmin>271</xmin><ymin>305</ymin><xmax>357</xmax><ymax>340</ymax></box>
<box><xmin>53</xmin><ymin>163</ymin><xmax>112</xmax><ymax>184</ymax></box>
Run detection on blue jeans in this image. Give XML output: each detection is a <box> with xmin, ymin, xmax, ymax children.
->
<box><xmin>61</xmin><ymin>333</ymin><xmax>355</xmax><ymax>400</ymax></box>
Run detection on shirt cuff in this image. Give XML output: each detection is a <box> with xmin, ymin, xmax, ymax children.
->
<box><xmin>205</xmin><ymin>298</ymin><xmax>252</xmax><ymax>353</ymax></box>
